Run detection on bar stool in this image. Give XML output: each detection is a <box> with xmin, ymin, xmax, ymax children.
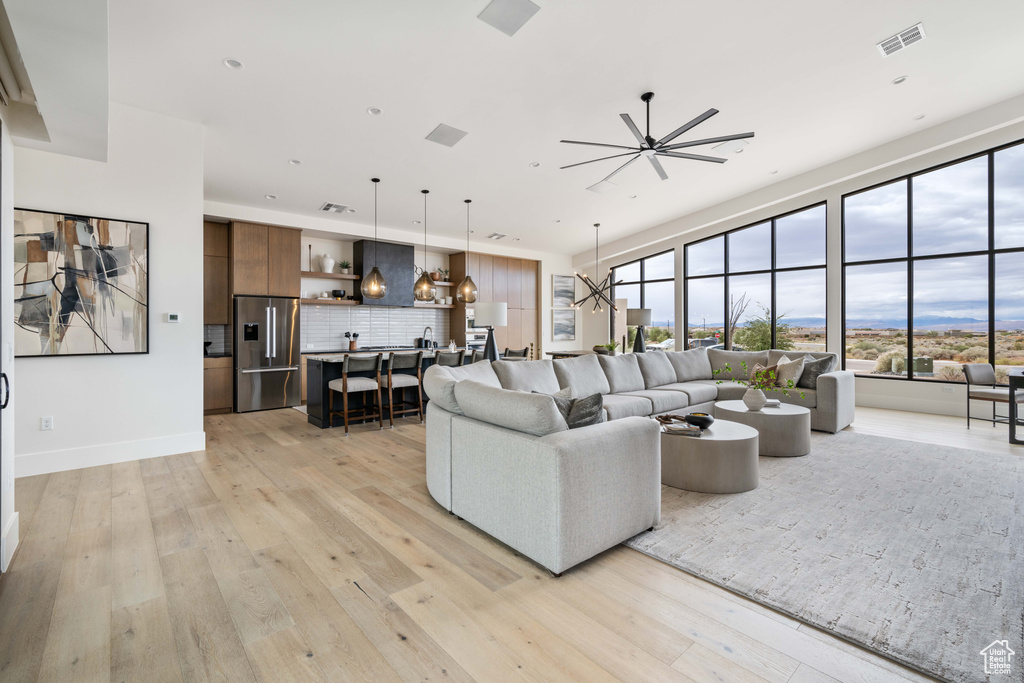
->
<box><xmin>383</xmin><ymin>351</ymin><xmax>424</xmax><ymax>426</ymax></box>
<box><xmin>470</xmin><ymin>349</ymin><xmax>485</xmax><ymax>363</ymax></box>
<box><xmin>434</xmin><ymin>350</ymin><xmax>465</xmax><ymax>367</ymax></box>
<box><xmin>328</xmin><ymin>353</ymin><xmax>384</xmax><ymax>435</ymax></box>
<box><xmin>503</xmin><ymin>347</ymin><xmax>528</xmax><ymax>358</ymax></box>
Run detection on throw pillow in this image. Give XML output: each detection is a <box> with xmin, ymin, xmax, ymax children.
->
<box><xmin>798</xmin><ymin>355</ymin><xmax>837</xmax><ymax>389</ymax></box>
<box><xmin>774</xmin><ymin>355</ymin><xmax>805</xmax><ymax>388</ymax></box>
<box><xmin>749</xmin><ymin>363</ymin><xmax>779</xmax><ymax>385</ymax></box>
<box><xmin>537</xmin><ymin>389</ymin><xmax>606</xmax><ymax>429</ymax></box>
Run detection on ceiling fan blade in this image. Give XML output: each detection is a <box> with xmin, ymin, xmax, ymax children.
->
<box><xmin>657</xmin><ymin>151</ymin><xmax>727</xmax><ymax>163</ymax></box>
<box><xmin>560</xmin><ymin>139</ymin><xmax>641</xmax><ymax>151</ymax></box>
<box><xmin>648</xmin><ymin>155</ymin><xmax>669</xmax><ymax>181</ymax></box>
<box><xmin>659</xmin><ymin>132</ymin><xmax>755</xmax><ymax>151</ymax></box>
<box><xmin>619</xmin><ymin>113</ymin><xmax>648</xmax><ymax>147</ymax></box>
<box><xmin>655</xmin><ymin>108</ymin><xmax>719</xmax><ymax>147</ymax></box>
<box><xmin>602</xmin><ymin>154</ymin><xmax>643</xmax><ymax>182</ymax></box>
<box><xmin>559</xmin><ymin>151</ymin><xmax>637</xmax><ymax>170</ymax></box>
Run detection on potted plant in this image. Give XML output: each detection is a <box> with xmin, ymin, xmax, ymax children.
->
<box><xmin>339</xmin><ymin>260</ymin><xmax>351</xmax><ymax>275</ymax></box>
<box><xmin>592</xmin><ymin>340</ymin><xmax>619</xmax><ymax>355</ymax></box>
<box><xmin>437</xmin><ymin>267</ymin><xmax>449</xmax><ymax>282</ymax></box>
<box><xmin>714</xmin><ymin>361</ymin><xmax>804</xmax><ymax>411</ymax></box>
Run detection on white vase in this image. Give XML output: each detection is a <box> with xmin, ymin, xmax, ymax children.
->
<box><xmin>742</xmin><ymin>388</ymin><xmax>767</xmax><ymax>411</ymax></box>
<box><xmin>320</xmin><ymin>253</ymin><xmax>336</xmax><ymax>273</ymax></box>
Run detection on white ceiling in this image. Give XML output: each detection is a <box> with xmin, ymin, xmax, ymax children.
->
<box><xmin>97</xmin><ymin>0</ymin><xmax>1024</xmax><ymax>255</ymax></box>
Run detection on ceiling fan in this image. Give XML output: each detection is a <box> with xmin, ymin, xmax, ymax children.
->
<box><xmin>560</xmin><ymin>92</ymin><xmax>754</xmax><ymax>190</ymax></box>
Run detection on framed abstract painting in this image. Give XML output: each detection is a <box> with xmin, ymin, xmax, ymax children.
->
<box><xmin>552</xmin><ymin>309</ymin><xmax>575</xmax><ymax>341</ymax></box>
<box><xmin>14</xmin><ymin>208</ymin><xmax>149</xmax><ymax>357</ymax></box>
<box><xmin>552</xmin><ymin>274</ymin><xmax>575</xmax><ymax>308</ymax></box>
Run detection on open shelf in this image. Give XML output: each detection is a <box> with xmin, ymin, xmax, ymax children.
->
<box><xmin>301</xmin><ymin>271</ymin><xmax>360</xmax><ymax>281</ymax></box>
<box><xmin>432</xmin><ymin>281</ymin><xmax>454</xmax><ymax>287</ymax></box>
<box><xmin>414</xmin><ymin>302</ymin><xmax>455</xmax><ymax>309</ymax></box>
<box><xmin>300</xmin><ymin>298</ymin><xmax>360</xmax><ymax>306</ymax></box>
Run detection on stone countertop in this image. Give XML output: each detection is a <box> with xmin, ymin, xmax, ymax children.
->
<box><xmin>305</xmin><ymin>347</ymin><xmax>470</xmax><ymax>363</ymax></box>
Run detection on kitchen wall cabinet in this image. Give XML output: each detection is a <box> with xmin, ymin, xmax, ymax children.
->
<box><xmin>203</xmin><ymin>222</ymin><xmax>230</xmax><ymax>324</ymax></box>
<box><xmin>230</xmin><ymin>221</ymin><xmax>300</xmax><ymax>297</ymax></box>
<box><xmin>450</xmin><ymin>252</ymin><xmax>541</xmax><ymax>357</ymax></box>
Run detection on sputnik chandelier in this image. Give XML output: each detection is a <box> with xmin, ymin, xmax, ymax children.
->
<box><xmin>574</xmin><ymin>223</ymin><xmax>620</xmax><ymax>313</ymax></box>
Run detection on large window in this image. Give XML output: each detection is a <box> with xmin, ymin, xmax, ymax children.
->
<box><xmin>683</xmin><ymin>204</ymin><xmax>827</xmax><ymax>352</ymax></box>
<box><xmin>842</xmin><ymin>140</ymin><xmax>1024</xmax><ymax>383</ymax></box>
<box><xmin>611</xmin><ymin>250</ymin><xmax>675</xmax><ymax>350</ymax></box>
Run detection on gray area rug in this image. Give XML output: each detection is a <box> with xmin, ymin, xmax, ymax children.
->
<box><xmin>625</xmin><ymin>430</ymin><xmax>1024</xmax><ymax>682</ymax></box>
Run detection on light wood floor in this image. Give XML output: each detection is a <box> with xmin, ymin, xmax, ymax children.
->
<box><xmin>4</xmin><ymin>405</ymin><xmax>1010</xmax><ymax>682</ymax></box>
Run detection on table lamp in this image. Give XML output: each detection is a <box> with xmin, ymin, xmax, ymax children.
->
<box><xmin>475</xmin><ymin>302</ymin><xmax>507</xmax><ymax>362</ymax></box>
<box><xmin>627</xmin><ymin>308</ymin><xmax>652</xmax><ymax>353</ymax></box>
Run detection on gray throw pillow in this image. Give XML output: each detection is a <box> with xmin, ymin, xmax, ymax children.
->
<box><xmin>798</xmin><ymin>354</ymin><xmax>837</xmax><ymax>389</ymax></box>
<box><xmin>537</xmin><ymin>389</ymin><xmax>606</xmax><ymax>429</ymax></box>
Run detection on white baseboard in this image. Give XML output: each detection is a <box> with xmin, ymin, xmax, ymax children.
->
<box><xmin>14</xmin><ymin>431</ymin><xmax>207</xmax><ymax>478</ymax></box>
<box><xmin>2</xmin><ymin>511</ymin><xmax>18</xmax><ymax>571</ymax></box>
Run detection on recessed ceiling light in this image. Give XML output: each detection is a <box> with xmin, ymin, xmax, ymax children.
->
<box><xmin>222</xmin><ymin>58</ymin><xmax>244</xmax><ymax>70</ymax></box>
<box><xmin>512</xmin><ymin>238</ymin><xmax>521</xmax><ymax>241</ymax></box>
<box><xmin>288</xmin><ymin>159</ymin><xmax>302</xmax><ymax>166</ymax></box>
<box><xmin>769</xmin><ymin>170</ymin><xmax>779</xmax><ymax>175</ymax></box>
<box><xmin>412</xmin><ymin>220</ymin><xmax>421</xmax><ymax>224</ymax></box>
<box><xmin>913</xmin><ymin>114</ymin><xmax>926</xmax><ymax>120</ymax></box>
<box><xmin>628</xmin><ymin>194</ymin><xmax>638</xmax><ymax>199</ymax></box>
<box><xmin>264</xmin><ymin>194</ymin><xmax>277</xmax><ymax>200</ymax></box>
<box><xmin>367</xmin><ymin>107</ymin><xmax>383</xmax><ymax>116</ymax></box>
<box><xmin>891</xmin><ymin>75</ymin><xmax>907</xmax><ymax>85</ymax></box>
<box><xmin>553</xmin><ymin>219</ymin><xmax>561</xmax><ymax>223</ymax></box>
<box><xmin>529</xmin><ymin>161</ymin><xmax>541</xmax><ymax>168</ymax></box>
<box><xmin>346</xmin><ymin>208</ymin><xmax>356</xmax><ymax>213</ymax></box>
<box><xmin>714</xmin><ymin>139</ymin><xmax>750</xmax><ymax>155</ymax></box>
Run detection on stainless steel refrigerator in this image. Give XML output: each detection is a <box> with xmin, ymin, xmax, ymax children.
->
<box><xmin>234</xmin><ymin>296</ymin><xmax>300</xmax><ymax>412</ymax></box>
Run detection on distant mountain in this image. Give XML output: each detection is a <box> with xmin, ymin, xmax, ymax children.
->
<box><xmin>846</xmin><ymin>316</ymin><xmax>1024</xmax><ymax>331</ymax></box>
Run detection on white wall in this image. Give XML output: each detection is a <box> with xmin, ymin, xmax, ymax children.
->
<box><xmin>2</xmin><ymin>119</ymin><xmax>16</xmax><ymax>569</ymax></box>
<box><xmin>572</xmin><ymin>94</ymin><xmax>1024</xmax><ymax>416</ymax></box>
<box><xmin>13</xmin><ymin>103</ymin><xmax>206</xmax><ymax>476</ymax></box>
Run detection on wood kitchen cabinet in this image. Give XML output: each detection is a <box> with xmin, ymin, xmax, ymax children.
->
<box><xmin>203</xmin><ymin>356</ymin><xmax>233</xmax><ymax>414</ymax></box>
<box><xmin>230</xmin><ymin>221</ymin><xmax>300</xmax><ymax>297</ymax></box>
<box><xmin>203</xmin><ymin>222</ymin><xmax>230</xmax><ymax>324</ymax></box>
<box><xmin>450</xmin><ymin>252</ymin><xmax>541</xmax><ymax>356</ymax></box>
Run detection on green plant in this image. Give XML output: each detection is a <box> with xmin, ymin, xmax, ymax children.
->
<box><xmin>603</xmin><ymin>340</ymin><xmax>619</xmax><ymax>353</ymax></box>
<box><xmin>339</xmin><ymin>260</ymin><xmax>351</xmax><ymax>268</ymax></box>
<box><xmin>732</xmin><ymin>304</ymin><xmax>794</xmax><ymax>352</ymax></box>
<box><xmin>874</xmin><ymin>350</ymin><xmax>906</xmax><ymax>373</ymax></box>
<box><xmin>438</xmin><ymin>267</ymin><xmax>449</xmax><ymax>280</ymax></box>
<box><xmin>713</xmin><ymin>361</ymin><xmax>804</xmax><ymax>398</ymax></box>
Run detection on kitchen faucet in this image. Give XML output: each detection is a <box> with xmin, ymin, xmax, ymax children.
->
<box><xmin>423</xmin><ymin>326</ymin><xmax>433</xmax><ymax>348</ymax></box>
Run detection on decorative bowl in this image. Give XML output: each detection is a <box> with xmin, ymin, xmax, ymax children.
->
<box><xmin>684</xmin><ymin>412</ymin><xmax>715</xmax><ymax>430</ymax></box>
<box><xmin>332</xmin><ymin>289</ymin><xmax>346</xmax><ymax>299</ymax></box>
<box><xmin>592</xmin><ymin>345</ymin><xmax>610</xmax><ymax>354</ymax></box>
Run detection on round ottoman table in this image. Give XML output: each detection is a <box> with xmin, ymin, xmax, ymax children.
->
<box><xmin>660</xmin><ymin>420</ymin><xmax>759</xmax><ymax>493</ymax></box>
<box><xmin>714</xmin><ymin>400</ymin><xmax>811</xmax><ymax>457</ymax></box>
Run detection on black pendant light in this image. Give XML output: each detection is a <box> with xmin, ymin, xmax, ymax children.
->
<box><xmin>361</xmin><ymin>178</ymin><xmax>387</xmax><ymax>299</ymax></box>
<box><xmin>414</xmin><ymin>189</ymin><xmax>437</xmax><ymax>302</ymax></box>
<box><xmin>456</xmin><ymin>199</ymin><xmax>478</xmax><ymax>304</ymax></box>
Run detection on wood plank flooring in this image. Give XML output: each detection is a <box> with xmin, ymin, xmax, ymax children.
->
<box><xmin>2</xmin><ymin>405</ymin><xmax>998</xmax><ymax>682</ymax></box>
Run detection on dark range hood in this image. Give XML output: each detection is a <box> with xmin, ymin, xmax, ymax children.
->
<box><xmin>353</xmin><ymin>239</ymin><xmax>415</xmax><ymax>307</ymax></box>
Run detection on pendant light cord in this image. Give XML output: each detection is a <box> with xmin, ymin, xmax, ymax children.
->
<box><xmin>371</xmin><ymin>178</ymin><xmax>380</xmax><ymax>266</ymax></box>
<box><xmin>465</xmin><ymin>199</ymin><xmax>472</xmax><ymax>275</ymax></box>
<box><xmin>422</xmin><ymin>190</ymin><xmax>429</xmax><ymax>270</ymax></box>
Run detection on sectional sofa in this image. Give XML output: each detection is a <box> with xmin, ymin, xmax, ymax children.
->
<box><xmin>421</xmin><ymin>347</ymin><xmax>854</xmax><ymax>574</ymax></box>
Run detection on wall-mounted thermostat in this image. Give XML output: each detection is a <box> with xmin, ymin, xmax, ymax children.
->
<box><xmin>165</xmin><ymin>313</ymin><xmax>181</xmax><ymax>323</ymax></box>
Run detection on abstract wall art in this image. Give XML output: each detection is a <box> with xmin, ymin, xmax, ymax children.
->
<box><xmin>552</xmin><ymin>309</ymin><xmax>575</xmax><ymax>341</ymax></box>
<box><xmin>552</xmin><ymin>274</ymin><xmax>575</xmax><ymax>308</ymax></box>
<box><xmin>14</xmin><ymin>208</ymin><xmax>149</xmax><ymax>357</ymax></box>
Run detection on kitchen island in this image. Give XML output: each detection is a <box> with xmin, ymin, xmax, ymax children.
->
<box><xmin>305</xmin><ymin>348</ymin><xmax>469</xmax><ymax>429</ymax></box>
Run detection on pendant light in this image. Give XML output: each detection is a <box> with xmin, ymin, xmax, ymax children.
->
<box><xmin>574</xmin><ymin>223</ymin><xmax>618</xmax><ymax>313</ymax></box>
<box><xmin>456</xmin><ymin>199</ymin><xmax>478</xmax><ymax>304</ymax></box>
<box><xmin>361</xmin><ymin>178</ymin><xmax>387</xmax><ymax>299</ymax></box>
<box><xmin>414</xmin><ymin>189</ymin><xmax>437</xmax><ymax>302</ymax></box>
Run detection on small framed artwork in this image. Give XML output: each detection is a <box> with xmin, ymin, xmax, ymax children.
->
<box><xmin>552</xmin><ymin>309</ymin><xmax>576</xmax><ymax>341</ymax></box>
<box><xmin>14</xmin><ymin>208</ymin><xmax>149</xmax><ymax>357</ymax></box>
<box><xmin>552</xmin><ymin>274</ymin><xmax>575</xmax><ymax>308</ymax></box>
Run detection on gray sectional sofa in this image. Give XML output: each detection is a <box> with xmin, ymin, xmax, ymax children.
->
<box><xmin>421</xmin><ymin>347</ymin><xmax>854</xmax><ymax>575</ymax></box>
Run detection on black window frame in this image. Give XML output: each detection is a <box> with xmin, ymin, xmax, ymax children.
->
<box><xmin>841</xmin><ymin>137</ymin><xmax>1024</xmax><ymax>383</ymax></box>
<box><xmin>610</xmin><ymin>248</ymin><xmax>676</xmax><ymax>342</ymax></box>
<box><xmin>682</xmin><ymin>202</ymin><xmax>828</xmax><ymax>351</ymax></box>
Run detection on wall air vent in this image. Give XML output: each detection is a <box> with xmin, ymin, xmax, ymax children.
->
<box><xmin>486</xmin><ymin>232</ymin><xmax>507</xmax><ymax>240</ymax></box>
<box><xmin>877</xmin><ymin>23</ymin><xmax>926</xmax><ymax>57</ymax></box>
<box><xmin>319</xmin><ymin>202</ymin><xmax>349</xmax><ymax>214</ymax></box>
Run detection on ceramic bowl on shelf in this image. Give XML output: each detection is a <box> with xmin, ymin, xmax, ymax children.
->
<box><xmin>684</xmin><ymin>412</ymin><xmax>715</xmax><ymax>430</ymax></box>
<box><xmin>332</xmin><ymin>289</ymin><xmax>345</xmax><ymax>298</ymax></box>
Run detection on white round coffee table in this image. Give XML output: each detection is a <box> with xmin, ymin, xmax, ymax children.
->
<box><xmin>714</xmin><ymin>400</ymin><xmax>811</xmax><ymax>457</ymax></box>
<box><xmin>660</xmin><ymin>420</ymin><xmax>759</xmax><ymax>493</ymax></box>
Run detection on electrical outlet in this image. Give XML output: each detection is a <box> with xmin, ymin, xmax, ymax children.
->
<box><xmin>941</xmin><ymin>386</ymin><xmax>955</xmax><ymax>393</ymax></box>
<box><xmin>40</xmin><ymin>416</ymin><xmax>54</xmax><ymax>431</ymax></box>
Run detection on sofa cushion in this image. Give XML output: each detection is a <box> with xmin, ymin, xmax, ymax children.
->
<box><xmin>651</xmin><ymin>381</ymin><xmax>718</xmax><ymax>405</ymax></box>
<box><xmin>550</xmin><ymin>392</ymin><xmax>606</xmax><ymax>429</ymax></box>
<box><xmin>636</xmin><ymin>352</ymin><xmax>677</xmax><ymax>388</ymax></box>
<box><xmin>768</xmin><ymin>349</ymin><xmax>836</xmax><ymax>367</ymax></box>
<box><xmin>619</xmin><ymin>389</ymin><xmax>690</xmax><ymax>414</ymax></box>
<box><xmin>698</xmin><ymin>379</ymin><xmax>747</xmax><ymax>400</ymax></box>
<box><xmin>598</xmin><ymin>354</ymin><xmax>646</xmax><ymax>393</ymax></box>
<box><xmin>553</xmin><ymin>354</ymin><xmax>611</xmax><ymax>397</ymax></box>
<box><xmin>601</xmin><ymin>394</ymin><xmax>654</xmax><ymax>420</ymax></box>
<box><xmin>665</xmin><ymin>348</ymin><xmax>714</xmax><ymax>382</ymax></box>
<box><xmin>708</xmin><ymin>349</ymin><xmax>769</xmax><ymax>381</ymax></box>
<box><xmin>454</xmin><ymin>380</ymin><xmax>568</xmax><ymax>436</ymax></box>
<box><xmin>778</xmin><ymin>388</ymin><xmax>817</xmax><ymax>409</ymax></box>
<box><xmin>422</xmin><ymin>361</ymin><xmax>501</xmax><ymax>414</ymax></box>
<box><xmin>797</xmin><ymin>355</ymin><xmax>838</xmax><ymax>389</ymax></box>
<box><xmin>492</xmin><ymin>359</ymin><xmax>560</xmax><ymax>394</ymax></box>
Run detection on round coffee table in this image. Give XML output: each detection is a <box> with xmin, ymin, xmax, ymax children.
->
<box><xmin>714</xmin><ymin>400</ymin><xmax>811</xmax><ymax>457</ymax></box>
<box><xmin>660</xmin><ymin>420</ymin><xmax>759</xmax><ymax>493</ymax></box>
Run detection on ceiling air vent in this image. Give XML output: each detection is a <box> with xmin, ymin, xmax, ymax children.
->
<box><xmin>877</xmin><ymin>23</ymin><xmax>926</xmax><ymax>57</ymax></box>
<box><xmin>486</xmin><ymin>232</ymin><xmax>507</xmax><ymax>240</ymax></box>
<box><xmin>319</xmin><ymin>202</ymin><xmax>349</xmax><ymax>214</ymax></box>
<box><xmin>425</xmin><ymin>123</ymin><xmax>468</xmax><ymax>147</ymax></box>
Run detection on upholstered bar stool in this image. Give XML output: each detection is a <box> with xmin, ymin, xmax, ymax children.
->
<box><xmin>384</xmin><ymin>351</ymin><xmax>424</xmax><ymax>426</ymax></box>
<box><xmin>434</xmin><ymin>350</ymin><xmax>465</xmax><ymax>367</ymax></box>
<box><xmin>328</xmin><ymin>353</ymin><xmax>384</xmax><ymax>435</ymax></box>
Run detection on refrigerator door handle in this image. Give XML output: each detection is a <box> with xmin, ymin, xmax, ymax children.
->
<box><xmin>265</xmin><ymin>307</ymin><xmax>271</xmax><ymax>358</ymax></box>
<box><xmin>241</xmin><ymin>366</ymin><xmax>299</xmax><ymax>374</ymax></box>
<box><xmin>272</xmin><ymin>306</ymin><xmax>277</xmax><ymax>358</ymax></box>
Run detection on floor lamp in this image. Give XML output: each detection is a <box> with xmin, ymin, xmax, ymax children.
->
<box><xmin>475</xmin><ymin>302</ymin><xmax>507</xmax><ymax>362</ymax></box>
<box><xmin>628</xmin><ymin>308</ymin><xmax>652</xmax><ymax>353</ymax></box>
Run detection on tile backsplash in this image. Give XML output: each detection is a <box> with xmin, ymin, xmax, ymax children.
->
<box><xmin>300</xmin><ymin>305</ymin><xmax>450</xmax><ymax>352</ymax></box>
<box><xmin>204</xmin><ymin>324</ymin><xmax>230</xmax><ymax>355</ymax></box>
